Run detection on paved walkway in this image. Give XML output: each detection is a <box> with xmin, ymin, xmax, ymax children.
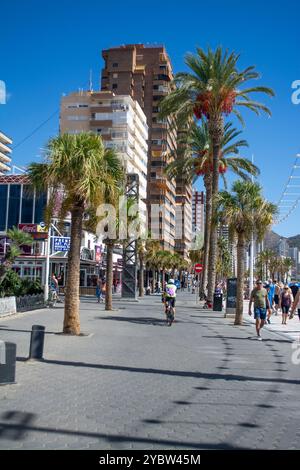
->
<box><xmin>0</xmin><ymin>292</ymin><xmax>299</xmax><ymax>450</ymax></box>
<box><xmin>243</xmin><ymin>300</ymin><xmax>300</xmax><ymax>343</ymax></box>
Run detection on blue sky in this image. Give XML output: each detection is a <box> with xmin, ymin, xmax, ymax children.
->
<box><xmin>1</xmin><ymin>0</ymin><xmax>300</xmax><ymax>237</ymax></box>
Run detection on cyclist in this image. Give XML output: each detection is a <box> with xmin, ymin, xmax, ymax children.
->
<box><xmin>164</xmin><ymin>278</ymin><xmax>177</xmax><ymax>319</ymax></box>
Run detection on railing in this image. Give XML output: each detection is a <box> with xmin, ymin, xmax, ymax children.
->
<box><xmin>16</xmin><ymin>294</ymin><xmax>45</xmax><ymax>312</ymax></box>
<box><xmin>59</xmin><ymin>286</ymin><xmax>96</xmax><ymax>297</ymax></box>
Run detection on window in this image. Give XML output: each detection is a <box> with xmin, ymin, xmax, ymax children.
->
<box><xmin>113</xmin><ymin>73</ymin><xmax>118</xmax><ymax>78</ymax></box>
<box><xmin>34</xmin><ymin>191</ymin><xmax>47</xmax><ymax>224</ymax></box>
<box><xmin>136</xmin><ymin>54</ymin><xmax>143</xmax><ymax>61</ymax></box>
<box><xmin>150</xmin><ymin>172</ymin><xmax>156</xmax><ymax>178</ymax></box>
<box><xmin>112</xmin><ymin>63</ymin><xmax>118</xmax><ymax>68</ymax></box>
<box><xmin>7</xmin><ymin>185</ymin><xmax>21</xmax><ymax>229</ymax></box>
<box><xmin>112</xmin><ymin>83</ymin><xmax>118</xmax><ymax>90</ymax></box>
<box><xmin>0</xmin><ymin>185</ymin><xmax>8</xmax><ymax>231</ymax></box>
<box><xmin>21</xmin><ymin>185</ymin><xmax>34</xmax><ymax>223</ymax></box>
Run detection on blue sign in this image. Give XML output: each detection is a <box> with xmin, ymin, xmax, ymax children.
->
<box><xmin>53</xmin><ymin>237</ymin><xmax>71</xmax><ymax>252</ymax></box>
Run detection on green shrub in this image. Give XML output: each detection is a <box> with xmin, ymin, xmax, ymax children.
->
<box><xmin>0</xmin><ymin>270</ymin><xmax>43</xmax><ymax>297</ymax></box>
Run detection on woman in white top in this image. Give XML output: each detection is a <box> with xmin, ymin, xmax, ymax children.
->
<box><xmin>290</xmin><ymin>290</ymin><xmax>300</xmax><ymax>320</ymax></box>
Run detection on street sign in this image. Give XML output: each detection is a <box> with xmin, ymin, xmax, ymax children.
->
<box><xmin>194</xmin><ymin>263</ymin><xmax>203</xmax><ymax>273</ymax></box>
<box><xmin>39</xmin><ymin>221</ymin><xmax>46</xmax><ymax>228</ymax></box>
<box><xmin>53</xmin><ymin>237</ymin><xmax>71</xmax><ymax>252</ymax></box>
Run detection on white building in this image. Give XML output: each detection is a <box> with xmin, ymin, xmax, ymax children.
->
<box><xmin>0</xmin><ymin>131</ymin><xmax>12</xmax><ymax>174</ymax></box>
<box><xmin>60</xmin><ymin>91</ymin><xmax>148</xmax><ymax>231</ymax></box>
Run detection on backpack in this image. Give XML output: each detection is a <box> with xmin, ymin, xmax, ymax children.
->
<box><xmin>166</xmin><ymin>284</ymin><xmax>176</xmax><ymax>297</ymax></box>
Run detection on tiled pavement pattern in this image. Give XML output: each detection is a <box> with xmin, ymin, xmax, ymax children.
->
<box><xmin>0</xmin><ymin>292</ymin><xmax>299</xmax><ymax>450</ymax></box>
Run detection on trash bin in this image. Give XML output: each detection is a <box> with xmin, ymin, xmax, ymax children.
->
<box><xmin>0</xmin><ymin>341</ymin><xmax>17</xmax><ymax>385</ymax></box>
<box><xmin>213</xmin><ymin>293</ymin><xmax>223</xmax><ymax>312</ymax></box>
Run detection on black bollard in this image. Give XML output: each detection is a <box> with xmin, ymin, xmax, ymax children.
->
<box><xmin>29</xmin><ymin>325</ymin><xmax>45</xmax><ymax>360</ymax></box>
<box><xmin>0</xmin><ymin>341</ymin><xmax>17</xmax><ymax>385</ymax></box>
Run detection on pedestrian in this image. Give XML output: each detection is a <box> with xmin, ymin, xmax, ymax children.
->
<box><xmin>279</xmin><ymin>285</ymin><xmax>293</xmax><ymax>325</ymax></box>
<box><xmin>290</xmin><ymin>289</ymin><xmax>300</xmax><ymax>321</ymax></box>
<box><xmin>96</xmin><ymin>277</ymin><xmax>104</xmax><ymax>303</ymax></box>
<box><xmin>264</xmin><ymin>283</ymin><xmax>274</xmax><ymax>324</ymax></box>
<box><xmin>289</xmin><ymin>280</ymin><xmax>299</xmax><ymax>300</ymax></box>
<box><xmin>248</xmin><ymin>280</ymin><xmax>271</xmax><ymax>340</ymax></box>
<box><xmin>273</xmin><ymin>280</ymin><xmax>281</xmax><ymax>315</ymax></box>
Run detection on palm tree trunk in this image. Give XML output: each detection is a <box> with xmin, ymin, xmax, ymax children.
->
<box><xmin>105</xmin><ymin>241</ymin><xmax>114</xmax><ymax>310</ymax></box>
<box><xmin>235</xmin><ymin>234</ymin><xmax>246</xmax><ymax>325</ymax></box>
<box><xmin>138</xmin><ymin>255</ymin><xmax>144</xmax><ymax>297</ymax></box>
<box><xmin>63</xmin><ymin>204</ymin><xmax>84</xmax><ymax>334</ymax></box>
<box><xmin>200</xmin><ymin>174</ymin><xmax>212</xmax><ymax>298</ymax></box>
<box><xmin>207</xmin><ymin>117</ymin><xmax>223</xmax><ymax>305</ymax></box>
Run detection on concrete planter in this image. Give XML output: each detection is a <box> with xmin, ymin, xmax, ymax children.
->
<box><xmin>0</xmin><ymin>296</ymin><xmax>17</xmax><ymax>317</ymax></box>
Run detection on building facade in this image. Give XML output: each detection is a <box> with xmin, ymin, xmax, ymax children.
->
<box><xmin>60</xmin><ymin>90</ymin><xmax>148</xmax><ymax>229</ymax></box>
<box><xmin>175</xmin><ymin>180</ymin><xmax>193</xmax><ymax>258</ymax></box>
<box><xmin>101</xmin><ymin>44</ymin><xmax>178</xmax><ymax>250</ymax></box>
<box><xmin>0</xmin><ymin>175</ymin><xmax>106</xmax><ymax>289</ymax></box>
<box><xmin>0</xmin><ymin>131</ymin><xmax>12</xmax><ymax>174</ymax></box>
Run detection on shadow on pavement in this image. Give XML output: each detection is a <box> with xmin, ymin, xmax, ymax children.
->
<box><xmin>0</xmin><ymin>327</ymin><xmax>59</xmax><ymax>335</ymax></box>
<box><xmin>15</xmin><ymin>357</ymin><xmax>300</xmax><ymax>386</ymax></box>
<box><xmin>0</xmin><ymin>410</ymin><xmax>239</xmax><ymax>449</ymax></box>
<box><xmin>95</xmin><ymin>316</ymin><xmax>172</xmax><ymax>326</ymax></box>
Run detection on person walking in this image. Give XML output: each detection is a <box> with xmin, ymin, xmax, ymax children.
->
<box><xmin>96</xmin><ymin>277</ymin><xmax>104</xmax><ymax>303</ymax></box>
<box><xmin>273</xmin><ymin>280</ymin><xmax>281</xmax><ymax>315</ymax></box>
<box><xmin>290</xmin><ymin>289</ymin><xmax>300</xmax><ymax>321</ymax></box>
<box><xmin>248</xmin><ymin>280</ymin><xmax>271</xmax><ymax>340</ymax></box>
<box><xmin>279</xmin><ymin>285</ymin><xmax>293</xmax><ymax>325</ymax></box>
<box><xmin>264</xmin><ymin>283</ymin><xmax>274</xmax><ymax>324</ymax></box>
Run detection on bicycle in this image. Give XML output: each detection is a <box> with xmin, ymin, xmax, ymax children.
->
<box><xmin>165</xmin><ymin>299</ymin><xmax>175</xmax><ymax>326</ymax></box>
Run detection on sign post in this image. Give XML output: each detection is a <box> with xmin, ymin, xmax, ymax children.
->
<box><xmin>225</xmin><ymin>277</ymin><xmax>237</xmax><ymax>318</ymax></box>
<box><xmin>53</xmin><ymin>237</ymin><xmax>71</xmax><ymax>252</ymax></box>
<box><xmin>194</xmin><ymin>263</ymin><xmax>203</xmax><ymax>274</ymax></box>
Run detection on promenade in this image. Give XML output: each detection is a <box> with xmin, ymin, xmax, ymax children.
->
<box><xmin>0</xmin><ymin>292</ymin><xmax>299</xmax><ymax>450</ymax></box>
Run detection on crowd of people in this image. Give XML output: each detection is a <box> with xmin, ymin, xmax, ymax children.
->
<box><xmin>249</xmin><ymin>279</ymin><xmax>300</xmax><ymax>340</ymax></box>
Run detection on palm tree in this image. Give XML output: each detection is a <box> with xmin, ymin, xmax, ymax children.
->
<box><xmin>216</xmin><ymin>236</ymin><xmax>232</xmax><ymax>280</ymax></box>
<box><xmin>256</xmin><ymin>249</ymin><xmax>275</xmax><ymax>280</ymax></box>
<box><xmin>281</xmin><ymin>257</ymin><xmax>293</xmax><ymax>283</ymax></box>
<box><xmin>0</xmin><ymin>227</ymin><xmax>33</xmax><ymax>286</ymax></box>
<box><xmin>165</xmin><ymin>120</ymin><xmax>258</xmax><ymax>297</ymax></box>
<box><xmin>160</xmin><ymin>46</ymin><xmax>274</xmax><ymax>306</ymax></box>
<box><xmin>216</xmin><ymin>181</ymin><xmax>277</xmax><ymax>325</ymax></box>
<box><xmin>29</xmin><ymin>133</ymin><xmax>124</xmax><ymax>335</ymax></box>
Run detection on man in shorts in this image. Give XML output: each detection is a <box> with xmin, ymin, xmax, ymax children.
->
<box><xmin>248</xmin><ymin>280</ymin><xmax>271</xmax><ymax>340</ymax></box>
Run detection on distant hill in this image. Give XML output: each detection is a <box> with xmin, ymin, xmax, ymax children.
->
<box><xmin>264</xmin><ymin>230</ymin><xmax>300</xmax><ymax>251</ymax></box>
<box><xmin>264</xmin><ymin>231</ymin><xmax>284</xmax><ymax>251</ymax></box>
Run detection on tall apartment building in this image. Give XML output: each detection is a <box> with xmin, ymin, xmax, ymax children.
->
<box><xmin>101</xmin><ymin>44</ymin><xmax>179</xmax><ymax>251</ymax></box>
<box><xmin>192</xmin><ymin>190</ymin><xmax>205</xmax><ymax>235</ymax></box>
<box><xmin>0</xmin><ymin>131</ymin><xmax>12</xmax><ymax>174</ymax></box>
<box><xmin>60</xmin><ymin>90</ymin><xmax>148</xmax><ymax>227</ymax></box>
<box><xmin>175</xmin><ymin>180</ymin><xmax>193</xmax><ymax>258</ymax></box>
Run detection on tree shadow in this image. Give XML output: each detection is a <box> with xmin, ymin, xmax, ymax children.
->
<box><xmin>0</xmin><ymin>327</ymin><xmax>58</xmax><ymax>335</ymax></box>
<box><xmin>15</xmin><ymin>357</ymin><xmax>300</xmax><ymax>386</ymax></box>
<box><xmin>0</xmin><ymin>411</ymin><xmax>240</xmax><ymax>449</ymax></box>
<box><xmin>95</xmin><ymin>316</ymin><xmax>173</xmax><ymax>326</ymax></box>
